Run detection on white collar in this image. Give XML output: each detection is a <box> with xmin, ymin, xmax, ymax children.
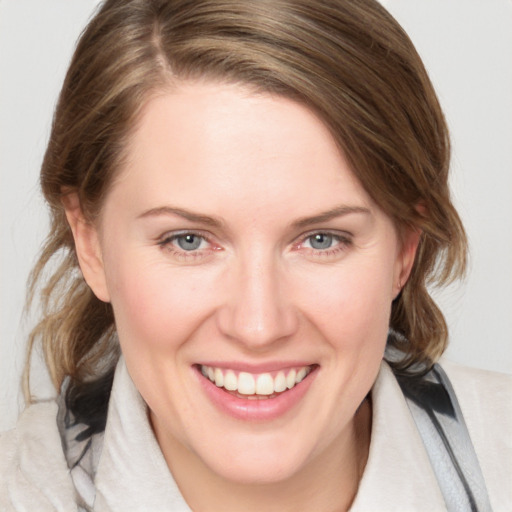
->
<box><xmin>94</xmin><ymin>358</ymin><xmax>191</xmax><ymax>511</ymax></box>
<box><xmin>351</xmin><ymin>362</ymin><xmax>445</xmax><ymax>511</ymax></box>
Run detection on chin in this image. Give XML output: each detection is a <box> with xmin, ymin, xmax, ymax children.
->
<box><xmin>209</xmin><ymin>457</ymin><xmax>307</xmax><ymax>486</ymax></box>
<box><xmin>195</xmin><ymin>430</ymin><xmax>316</xmax><ymax>485</ymax></box>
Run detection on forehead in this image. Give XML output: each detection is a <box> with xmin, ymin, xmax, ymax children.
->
<box><xmin>107</xmin><ymin>81</ymin><xmax>373</xmax><ymax>220</ymax></box>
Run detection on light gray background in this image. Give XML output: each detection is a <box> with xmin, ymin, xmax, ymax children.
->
<box><xmin>1</xmin><ymin>0</ymin><xmax>511</xmax><ymax>432</ymax></box>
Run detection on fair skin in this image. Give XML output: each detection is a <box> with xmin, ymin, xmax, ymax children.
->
<box><xmin>65</xmin><ymin>81</ymin><xmax>419</xmax><ymax>511</ymax></box>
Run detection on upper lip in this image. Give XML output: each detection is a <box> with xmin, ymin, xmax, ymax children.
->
<box><xmin>195</xmin><ymin>361</ymin><xmax>317</xmax><ymax>373</ymax></box>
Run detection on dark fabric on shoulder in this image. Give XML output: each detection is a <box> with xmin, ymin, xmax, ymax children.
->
<box><xmin>396</xmin><ymin>364</ymin><xmax>493</xmax><ymax>512</ymax></box>
<box><xmin>65</xmin><ymin>367</ymin><xmax>115</xmax><ymax>440</ymax></box>
<box><xmin>58</xmin><ymin>373</ymin><xmax>112</xmax><ymax>510</ymax></box>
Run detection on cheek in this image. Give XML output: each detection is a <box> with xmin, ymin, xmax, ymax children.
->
<box><xmin>104</xmin><ymin>253</ymin><xmax>216</xmax><ymax>354</ymax></box>
<box><xmin>295</xmin><ymin>255</ymin><xmax>395</xmax><ymax>349</ymax></box>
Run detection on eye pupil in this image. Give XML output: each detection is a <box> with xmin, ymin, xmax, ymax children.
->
<box><xmin>310</xmin><ymin>233</ymin><xmax>333</xmax><ymax>250</ymax></box>
<box><xmin>177</xmin><ymin>234</ymin><xmax>202</xmax><ymax>251</ymax></box>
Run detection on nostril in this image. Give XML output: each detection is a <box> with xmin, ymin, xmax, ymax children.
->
<box><xmin>216</xmin><ymin>303</ymin><xmax>298</xmax><ymax>349</ymax></box>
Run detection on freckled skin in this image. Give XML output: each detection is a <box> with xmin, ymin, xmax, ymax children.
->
<box><xmin>72</xmin><ymin>81</ymin><xmax>418</xmax><ymax>511</ymax></box>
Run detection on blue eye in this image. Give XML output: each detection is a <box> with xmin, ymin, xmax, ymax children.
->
<box><xmin>307</xmin><ymin>233</ymin><xmax>336</xmax><ymax>250</ymax></box>
<box><xmin>174</xmin><ymin>234</ymin><xmax>204</xmax><ymax>251</ymax></box>
<box><xmin>157</xmin><ymin>231</ymin><xmax>220</xmax><ymax>262</ymax></box>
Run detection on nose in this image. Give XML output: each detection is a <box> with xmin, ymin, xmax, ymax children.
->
<box><xmin>216</xmin><ymin>251</ymin><xmax>299</xmax><ymax>350</ymax></box>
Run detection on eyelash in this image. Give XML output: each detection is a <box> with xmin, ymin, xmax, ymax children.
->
<box><xmin>157</xmin><ymin>231</ymin><xmax>217</xmax><ymax>261</ymax></box>
<box><xmin>157</xmin><ymin>230</ymin><xmax>353</xmax><ymax>261</ymax></box>
<box><xmin>295</xmin><ymin>231</ymin><xmax>353</xmax><ymax>258</ymax></box>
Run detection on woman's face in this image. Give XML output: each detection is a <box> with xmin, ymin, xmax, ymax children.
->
<box><xmin>78</xmin><ymin>81</ymin><xmax>416</xmax><ymax>485</ymax></box>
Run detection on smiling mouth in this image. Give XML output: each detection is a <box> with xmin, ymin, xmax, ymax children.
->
<box><xmin>199</xmin><ymin>364</ymin><xmax>316</xmax><ymax>400</ymax></box>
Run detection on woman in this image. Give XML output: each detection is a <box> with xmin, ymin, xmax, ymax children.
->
<box><xmin>1</xmin><ymin>0</ymin><xmax>510</xmax><ymax>510</ymax></box>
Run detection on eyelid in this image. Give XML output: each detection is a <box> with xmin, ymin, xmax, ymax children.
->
<box><xmin>156</xmin><ymin>229</ymin><xmax>223</xmax><ymax>262</ymax></box>
<box><xmin>295</xmin><ymin>228</ymin><xmax>353</xmax><ymax>245</ymax></box>
<box><xmin>292</xmin><ymin>229</ymin><xmax>353</xmax><ymax>257</ymax></box>
<box><xmin>157</xmin><ymin>229</ymin><xmax>211</xmax><ymax>244</ymax></box>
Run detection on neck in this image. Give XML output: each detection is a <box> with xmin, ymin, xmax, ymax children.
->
<box><xmin>153</xmin><ymin>398</ymin><xmax>371</xmax><ymax>512</ymax></box>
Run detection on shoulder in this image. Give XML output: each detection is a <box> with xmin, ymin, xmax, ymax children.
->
<box><xmin>0</xmin><ymin>401</ymin><xmax>78</xmax><ymax>511</ymax></box>
<box><xmin>441</xmin><ymin>359</ymin><xmax>512</xmax><ymax>432</ymax></box>
<box><xmin>442</xmin><ymin>358</ymin><xmax>512</xmax><ymax>399</ymax></box>
<box><xmin>0</xmin><ymin>401</ymin><xmax>60</xmax><ymax>473</ymax></box>
<box><xmin>441</xmin><ymin>360</ymin><xmax>512</xmax><ymax>511</ymax></box>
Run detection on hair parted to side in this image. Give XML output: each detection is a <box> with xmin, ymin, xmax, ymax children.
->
<box><xmin>26</xmin><ymin>0</ymin><xmax>467</xmax><ymax>407</ymax></box>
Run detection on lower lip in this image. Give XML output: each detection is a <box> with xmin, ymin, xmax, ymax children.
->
<box><xmin>195</xmin><ymin>366</ymin><xmax>318</xmax><ymax>421</ymax></box>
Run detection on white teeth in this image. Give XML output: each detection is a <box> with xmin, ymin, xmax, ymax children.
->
<box><xmin>256</xmin><ymin>373</ymin><xmax>274</xmax><ymax>395</ymax></box>
<box><xmin>224</xmin><ymin>370</ymin><xmax>238</xmax><ymax>391</ymax></box>
<box><xmin>214</xmin><ymin>368</ymin><xmax>224</xmax><ymax>387</ymax></box>
<box><xmin>200</xmin><ymin>365</ymin><xmax>313</xmax><ymax>397</ymax></box>
<box><xmin>238</xmin><ymin>372</ymin><xmax>256</xmax><ymax>394</ymax></box>
<box><xmin>286</xmin><ymin>369</ymin><xmax>296</xmax><ymax>389</ymax></box>
<box><xmin>296</xmin><ymin>367</ymin><xmax>307</xmax><ymax>383</ymax></box>
<box><xmin>274</xmin><ymin>371</ymin><xmax>287</xmax><ymax>393</ymax></box>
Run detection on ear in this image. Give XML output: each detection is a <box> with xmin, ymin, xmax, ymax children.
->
<box><xmin>62</xmin><ymin>192</ymin><xmax>111</xmax><ymax>303</ymax></box>
<box><xmin>393</xmin><ymin>226</ymin><xmax>422</xmax><ymax>299</ymax></box>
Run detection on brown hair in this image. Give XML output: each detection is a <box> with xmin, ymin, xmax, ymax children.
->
<box><xmin>26</xmin><ymin>0</ymin><xmax>466</xmax><ymax>403</ymax></box>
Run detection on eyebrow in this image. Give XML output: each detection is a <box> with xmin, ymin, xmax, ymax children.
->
<box><xmin>292</xmin><ymin>205</ymin><xmax>371</xmax><ymax>229</ymax></box>
<box><xmin>137</xmin><ymin>206</ymin><xmax>224</xmax><ymax>227</ymax></box>
<box><xmin>138</xmin><ymin>204</ymin><xmax>370</xmax><ymax>229</ymax></box>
